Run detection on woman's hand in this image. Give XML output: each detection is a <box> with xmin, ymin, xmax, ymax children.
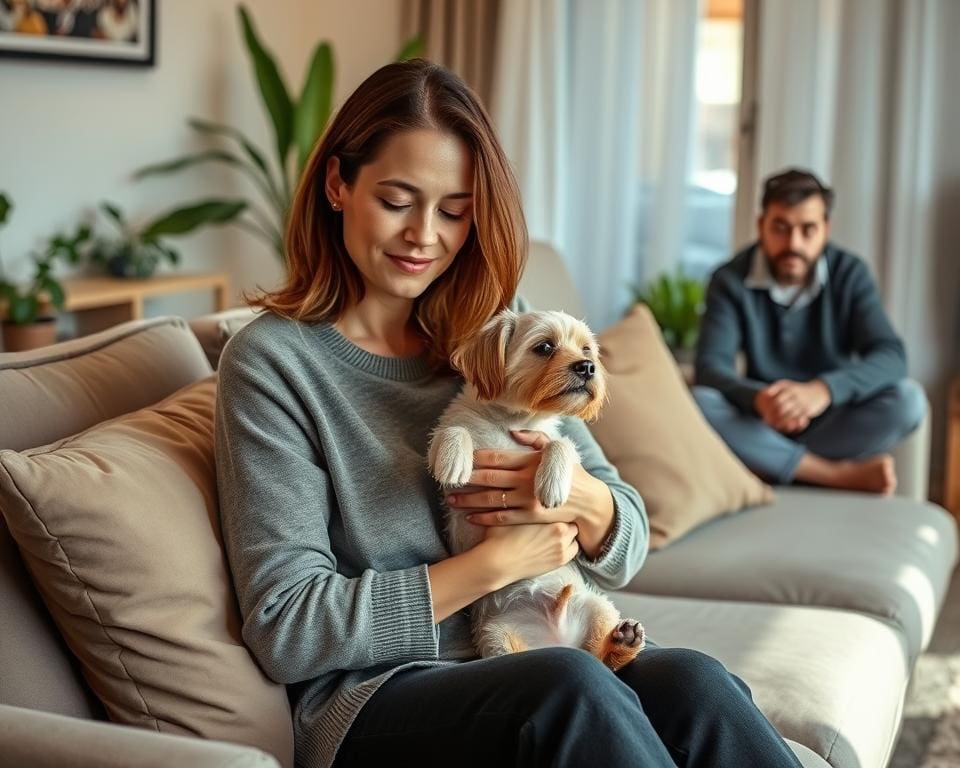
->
<box><xmin>445</xmin><ymin>429</ymin><xmax>617</xmax><ymax>560</ymax></box>
<box><xmin>478</xmin><ymin>521</ymin><xmax>581</xmax><ymax>587</ymax></box>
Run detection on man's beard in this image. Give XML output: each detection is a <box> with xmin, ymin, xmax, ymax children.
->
<box><xmin>771</xmin><ymin>251</ymin><xmax>816</xmax><ymax>285</ymax></box>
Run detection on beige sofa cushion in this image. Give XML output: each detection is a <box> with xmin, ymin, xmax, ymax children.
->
<box><xmin>588</xmin><ymin>304</ymin><xmax>773</xmax><ymax>549</ymax></box>
<box><xmin>189</xmin><ymin>307</ymin><xmax>260</xmax><ymax>369</ymax></box>
<box><xmin>0</xmin><ymin>376</ymin><xmax>294</xmax><ymax>767</ymax></box>
<box><xmin>0</xmin><ymin>316</ymin><xmax>212</xmax><ymax>453</ymax></box>
<box><xmin>627</xmin><ymin>485</ymin><xmax>959</xmax><ymax>662</ymax></box>
<box><xmin>610</xmin><ymin>591</ymin><xmax>910</xmax><ymax>768</ymax></box>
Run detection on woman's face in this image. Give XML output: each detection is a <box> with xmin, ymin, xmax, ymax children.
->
<box><xmin>326</xmin><ymin>128</ymin><xmax>475</xmax><ymax>305</ymax></box>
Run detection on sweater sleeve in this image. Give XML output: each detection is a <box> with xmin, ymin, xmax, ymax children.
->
<box><xmin>694</xmin><ymin>270</ymin><xmax>767</xmax><ymax>413</ymax></box>
<box><xmin>559</xmin><ymin>416</ymin><xmax>649</xmax><ymax>591</ymax></box>
<box><xmin>819</xmin><ymin>259</ymin><xmax>907</xmax><ymax>406</ymax></box>
<box><xmin>214</xmin><ymin>330</ymin><xmax>440</xmax><ymax>685</ymax></box>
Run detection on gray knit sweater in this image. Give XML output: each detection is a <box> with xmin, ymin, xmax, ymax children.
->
<box><xmin>214</xmin><ymin>302</ymin><xmax>650</xmax><ymax>768</ymax></box>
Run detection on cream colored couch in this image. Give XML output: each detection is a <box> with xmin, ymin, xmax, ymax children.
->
<box><xmin>0</xmin><ymin>243</ymin><xmax>956</xmax><ymax>768</ymax></box>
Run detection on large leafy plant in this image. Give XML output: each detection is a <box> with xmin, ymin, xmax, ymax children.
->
<box><xmin>136</xmin><ymin>4</ymin><xmax>423</xmax><ymax>262</ymax></box>
<box><xmin>631</xmin><ymin>271</ymin><xmax>706</xmax><ymax>351</ymax></box>
<box><xmin>0</xmin><ymin>192</ymin><xmax>92</xmax><ymax>325</ymax></box>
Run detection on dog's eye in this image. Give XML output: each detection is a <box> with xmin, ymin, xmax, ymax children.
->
<box><xmin>533</xmin><ymin>341</ymin><xmax>555</xmax><ymax>356</ymax></box>
<box><xmin>582</xmin><ymin>346</ymin><xmax>591</xmax><ymax>355</ymax></box>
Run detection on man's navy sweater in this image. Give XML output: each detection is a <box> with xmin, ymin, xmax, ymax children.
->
<box><xmin>694</xmin><ymin>242</ymin><xmax>906</xmax><ymax>414</ymax></box>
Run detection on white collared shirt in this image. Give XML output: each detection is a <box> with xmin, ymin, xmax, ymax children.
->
<box><xmin>744</xmin><ymin>246</ymin><xmax>829</xmax><ymax>310</ymax></box>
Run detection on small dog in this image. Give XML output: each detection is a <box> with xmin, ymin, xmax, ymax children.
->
<box><xmin>427</xmin><ymin>308</ymin><xmax>645</xmax><ymax>670</ymax></box>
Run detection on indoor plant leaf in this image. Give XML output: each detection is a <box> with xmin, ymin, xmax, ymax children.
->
<box><xmin>9</xmin><ymin>294</ymin><xmax>38</xmax><ymax>325</ymax></box>
<box><xmin>238</xmin><ymin>4</ymin><xmax>294</xmax><ymax>174</ymax></box>
<box><xmin>100</xmin><ymin>202</ymin><xmax>127</xmax><ymax>228</ymax></box>
<box><xmin>294</xmin><ymin>41</ymin><xmax>334</xmax><ymax>173</ymax></box>
<box><xmin>395</xmin><ymin>35</ymin><xmax>424</xmax><ymax>62</ymax></box>
<box><xmin>133</xmin><ymin>149</ymin><xmax>249</xmax><ymax>180</ymax></box>
<box><xmin>141</xmin><ymin>200</ymin><xmax>248</xmax><ymax>239</ymax></box>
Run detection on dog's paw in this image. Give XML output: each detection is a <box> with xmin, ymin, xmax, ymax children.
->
<box><xmin>436</xmin><ymin>453</ymin><xmax>473</xmax><ymax>487</ymax></box>
<box><xmin>610</xmin><ymin>619</ymin><xmax>645</xmax><ymax>649</ymax></box>
<box><xmin>536</xmin><ymin>473</ymin><xmax>570</xmax><ymax>508</ymax></box>
<box><xmin>428</xmin><ymin>427</ymin><xmax>474</xmax><ymax>487</ymax></box>
<box><xmin>534</xmin><ymin>438</ymin><xmax>576</xmax><ymax>508</ymax></box>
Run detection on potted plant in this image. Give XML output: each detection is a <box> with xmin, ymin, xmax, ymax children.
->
<box><xmin>0</xmin><ymin>193</ymin><xmax>93</xmax><ymax>352</ymax></box>
<box><xmin>89</xmin><ymin>199</ymin><xmax>246</xmax><ymax>279</ymax></box>
<box><xmin>133</xmin><ymin>4</ymin><xmax>423</xmax><ymax>263</ymax></box>
<box><xmin>630</xmin><ymin>270</ymin><xmax>706</xmax><ymax>365</ymax></box>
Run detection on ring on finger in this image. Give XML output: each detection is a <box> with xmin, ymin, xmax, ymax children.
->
<box><xmin>501</xmin><ymin>490</ymin><xmax>507</xmax><ymax>509</ymax></box>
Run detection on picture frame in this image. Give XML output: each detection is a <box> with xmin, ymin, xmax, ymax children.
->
<box><xmin>0</xmin><ymin>1</ymin><xmax>156</xmax><ymax>67</ymax></box>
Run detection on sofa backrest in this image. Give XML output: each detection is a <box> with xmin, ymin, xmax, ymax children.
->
<box><xmin>519</xmin><ymin>241</ymin><xmax>585</xmax><ymax>317</ymax></box>
<box><xmin>0</xmin><ymin>317</ymin><xmax>212</xmax><ymax>717</ymax></box>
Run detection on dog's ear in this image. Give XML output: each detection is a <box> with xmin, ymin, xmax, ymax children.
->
<box><xmin>451</xmin><ymin>309</ymin><xmax>518</xmax><ymax>400</ymax></box>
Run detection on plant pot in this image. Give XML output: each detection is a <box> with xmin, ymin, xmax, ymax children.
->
<box><xmin>1</xmin><ymin>317</ymin><xmax>58</xmax><ymax>352</ymax></box>
<box><xmin>107</xmin><ymin>253</ymin><xmax>158</xmax><ymax>279</ymax></box>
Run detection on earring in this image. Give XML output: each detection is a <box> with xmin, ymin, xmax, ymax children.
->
<box><xmin>330</xmin><ymin>200</ymin><xmax>341</xmax><ymax>211</ymax></box>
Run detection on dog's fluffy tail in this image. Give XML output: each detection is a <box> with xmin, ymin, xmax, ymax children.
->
<box><xmin>552</xmin><ymin>583</ymin><xmax>574</xmax><ymax>626</ymax></box>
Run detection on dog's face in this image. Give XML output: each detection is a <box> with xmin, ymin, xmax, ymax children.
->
<box><xmin>450</xmin><ymin>309</ymin><xmax>608</xmax><ymax>421</ymax></box>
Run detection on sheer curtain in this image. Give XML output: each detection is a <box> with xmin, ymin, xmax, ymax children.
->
<box><xmin>749</xmin><ymin>0</ymin><xmax>960</xmax><ymax>495</ymax></box>
<box><xmin>490</xmin><ymin>0</ymin><xmax>703</xmax><ymax>330</ymax></box>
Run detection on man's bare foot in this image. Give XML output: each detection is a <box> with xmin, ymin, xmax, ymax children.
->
<box><xmin>795</xmin><ymin>453</ymin><xmax>897</xmax><ymax>495</ymax></box>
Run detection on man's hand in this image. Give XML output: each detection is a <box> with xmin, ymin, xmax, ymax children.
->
<box><xmin>754</xmin><ymin>379</ymin><xmax>832</xmax><ymax>434</ymax></box>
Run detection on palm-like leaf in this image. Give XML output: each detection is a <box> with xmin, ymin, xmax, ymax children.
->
<box><xmin>395</xmin><ymin>36</ymin><xmax>425</xmax><ymax>62</ymax></box>
<box><xmin>238</xmin><ymin>5</ymin><xmax>294</xmax><ymax>179</ymax></box>
<box><xmin>141</xmin><ymin>200</ymin><xmax>248</xmax><ymax>239</ymax></box>
<box><xmin>134</xmin><ymin>148</ymin><xmax>284</xmax><ymax>217</ymax></box>
<box><xmin>294</xmin><ymin>42</ymin><xmax>334</xmax><ymax>174</ymax></box>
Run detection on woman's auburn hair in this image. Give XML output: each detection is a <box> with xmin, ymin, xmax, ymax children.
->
<box><xmin>247</xmin><ymin>58</ymin><xmax>528</xmax><ymax>374</ymax></box>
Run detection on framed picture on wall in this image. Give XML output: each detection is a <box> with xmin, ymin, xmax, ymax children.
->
<box><xmin>0</xmin><ymin>1</ymin><xmax>156</xmax><ymax>66</ymax></box>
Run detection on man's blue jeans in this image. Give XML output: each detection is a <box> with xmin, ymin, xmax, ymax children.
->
<box><xmin>693</xmin><ymin>380</ymin><xmax>927</xmax><ymax>484</ymax></box>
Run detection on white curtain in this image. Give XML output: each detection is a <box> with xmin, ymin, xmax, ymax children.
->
<box><xmin>491</xmin><ymin>0</ymin><xmax>702</xmax><ymax>330</ymax></box>
<box><xmin>752</xmin><ymin>0</ymin><xmax>960</xmax><ymax>494</ymax></box>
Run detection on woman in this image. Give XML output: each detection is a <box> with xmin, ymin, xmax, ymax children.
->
<box><xmin>214</xmin><ymin>58</ymin><xmax>802</xmax><ymax>768</ymax></box>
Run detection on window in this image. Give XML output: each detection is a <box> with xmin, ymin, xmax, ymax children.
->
<box><xmin>683</xmin><ymin>0</ymin><xmax>744</xmax><ymax>278</ymax></box>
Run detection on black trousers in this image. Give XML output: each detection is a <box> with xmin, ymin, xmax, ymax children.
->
<box><xmin>332</xmin><ymin>643</ymin><xmax>803</xmax><ymax>767</ymax></box>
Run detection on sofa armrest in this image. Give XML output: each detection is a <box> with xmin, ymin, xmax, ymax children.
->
<box><xmin>892</xmin><ymin>392</ymin><xmax>931</xmax><ymax>503</ymax></box>
<box><xmin>0</xmin><ymin>704</ymin><xmax>281</xmax><ymax>768</ymax></box>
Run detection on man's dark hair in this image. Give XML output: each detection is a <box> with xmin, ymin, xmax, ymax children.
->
<box><xmin>761</xmin><ymin>168</ymin><xmax>835</xmax><ymax>218</ymax></box>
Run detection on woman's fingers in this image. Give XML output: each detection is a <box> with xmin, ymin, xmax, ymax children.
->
<box><xmin>464</xmin><ymin>468</ymin><xmax>516</xmax><ymax>488</ymax></box>
<box><xmin>465</xmin><ymin>509</ymin><xmax>523</xmax><ymax>525</ymax></box>
<box><xmin>472</xmin><ymin>447</ymin><xmax>538</xmax><ymax>469</ymax></box>
<box><xmin>448</xmin><ymin>488</ymin><xmax>534</xmax><ymax>510</ymax></box>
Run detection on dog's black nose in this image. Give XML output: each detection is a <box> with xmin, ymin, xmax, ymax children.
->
<box><xmin>571</xmin><ymin>359</ymin><xmax>595</xmax><ymax>380</ymax></box>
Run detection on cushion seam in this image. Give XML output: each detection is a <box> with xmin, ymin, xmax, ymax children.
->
<box><xmin>0</xmin><ymin>458</ymin><xmax>162</xmax><ymax>731</ymax></box>
<box><xmin>0</xmin><ymin>316</ymin><xmax>189</xmax><ymax>371</ymax></box>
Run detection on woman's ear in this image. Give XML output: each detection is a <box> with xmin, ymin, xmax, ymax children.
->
<box><xmin>325</xmin><ymin>156</ymin><xmax>344</xmax><ymax>208</ymax></box>
<box><xmin>451</xmin><ymin>310</ymin><xmax>518</xmax><ymax>400</ymax></box>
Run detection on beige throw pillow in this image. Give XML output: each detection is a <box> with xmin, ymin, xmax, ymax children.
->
<box><xmin>588</xmin><ymin>304</ymin><xmax>774</xmax><ymax>549</ymax></box>
<box><xmin>0</xmin><ymin>376</ymin><xmax>294</xmax><ymax>766</ymax></box>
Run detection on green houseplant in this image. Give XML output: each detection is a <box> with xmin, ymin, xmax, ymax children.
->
<box><xmin>0</xmin><ymin>192</ymin><xmax>93</xmax><ymax>351</ymax></box>
<box><xmin>631</xmin><ymin>271</ymin><xmax>706</xmax><ymax>361</ymax></box>
<box><xmin>89</xmin><ymin>200</ymin><xmax>246</xmax><ymax>279</ymax></box>
<box><xmin>135</xmin><ymin>4</ymin><xmax>423</xmax><ymax>262</ymax></box>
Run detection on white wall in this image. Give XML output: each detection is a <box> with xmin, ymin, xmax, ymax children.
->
<box><xmin>0</xmin><ymin>0</ymin><xmax>403</xmax><ymax>327</ymax></box>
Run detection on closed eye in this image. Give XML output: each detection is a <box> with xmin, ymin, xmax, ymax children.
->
<box><xmin>378</xmin><ymin>199</ymin><xmax>466</xmax><ymax>221</ymax></box>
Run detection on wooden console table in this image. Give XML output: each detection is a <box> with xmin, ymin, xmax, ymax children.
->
<box><xmin>62</xmin><ymin>272</ymin><xmax>230</xmax><ymax>336</ymax></box>
<box><xmin>947</xmin><ymin>376</ymin><xmax>960</xmax><ymax>518</ymax></box>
